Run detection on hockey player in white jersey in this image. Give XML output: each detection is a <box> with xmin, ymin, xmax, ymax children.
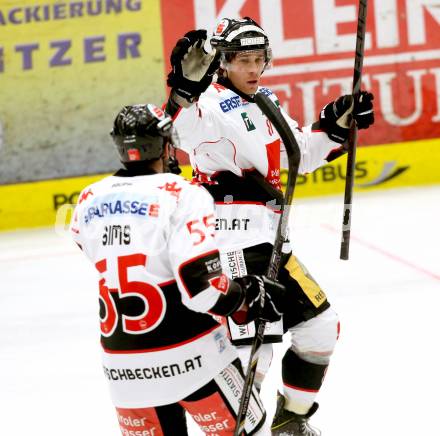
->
<box><xmin>165</xmin><ymin>17</ymin><xmax>375</xmax><ymax>435</ymax></box>
<box><xmin>70</xmin><ymin>103</ymin><xmax>288</xmax><ymax>435</ymax></box>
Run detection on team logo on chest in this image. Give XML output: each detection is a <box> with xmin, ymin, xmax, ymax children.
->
<box><xmin>241</xmin><ymin>112</ymin><xmax>256</xmax><ymax>132</ymax></box>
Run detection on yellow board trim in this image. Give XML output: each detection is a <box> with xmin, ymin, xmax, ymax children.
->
<box><xmin>1</xmin><ymin>138</ymin><xmax>440</xmax><ymax>231</ymax></box>
<box><xmin>288</xmin><ymin>137</ymin><xmax>440</xmax><ymax>197</ymax></box>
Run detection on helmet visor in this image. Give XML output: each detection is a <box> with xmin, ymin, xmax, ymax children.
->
<box><xmin>219</xmin><ymin>48</ymin><xmax>272</xmax><ymax>72</ymax></box>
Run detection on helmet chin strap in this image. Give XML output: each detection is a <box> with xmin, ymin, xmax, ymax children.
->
<box><xmin>166</xmin><ymin>156</ymin><xmax>182</xmax><ymax>174</ymax></box>
<box><xmin>164</xmin><ymin>143</ymin><xmax>182</xmax><ymax>174</ymax></box>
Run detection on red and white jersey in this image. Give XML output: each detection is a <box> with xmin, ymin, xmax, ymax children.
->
<box><xmin>173</xmin><ymin>83</ymin><xmax>341</xmax><ymax>251</ymax></box>
<box><xmin>70</xmin><ymin>172</ymin><xmax>237</xmax><ymax>408</ymax></box>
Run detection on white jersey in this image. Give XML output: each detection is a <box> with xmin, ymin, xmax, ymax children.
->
<box><xmin>173</xmin><ymin>83</ymin><xmax>341</xmax><ymax>252</ymax></box>
<box><xmin>70</xmin><ymin>172</ymin><xmax>237</xmax><ymax>408</ymax></box>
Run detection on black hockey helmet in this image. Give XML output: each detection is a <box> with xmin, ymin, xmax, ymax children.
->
<box><xmin>210</xmin><ymin>17</ymin><xmax>272</xmax><ymax>65</ymax></box>
<box><xmin>111</xmin><ymin>104</ymin><xmax>174</xmax><ymax>164</ymax></box>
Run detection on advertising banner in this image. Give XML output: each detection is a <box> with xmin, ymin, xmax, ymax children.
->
<box><xmin>0</xmin><ymin>0</ymin><xmax>166</xmax><ymax>183</ymax></box>
<box><xmin>2</xmin><ymin>0</ymin><xmax>440</xmax><ymax>231</ymax></box>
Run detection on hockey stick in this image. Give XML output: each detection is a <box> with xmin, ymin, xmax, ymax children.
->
<box><xmin>340</xmin><ymin>0</ymin><xmax>368</xmax><ymax>260</ymax></box>
<box><xmin>234</xmin><ymin>93</ymin><xmax>301</xmax><ymax>436</ymax></box>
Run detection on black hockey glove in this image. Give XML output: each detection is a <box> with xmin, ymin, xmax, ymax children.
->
<box><xmin>231</xmin><ymin>275</ymin><xmax>285</xmax><ymax>325</ymax></box>
<box><xmin>167</xmin><ymin>29</ymin><xmax>220</xmax><ymax>104</ymax></box>
<box><xmin>319</xmin><ymin>90</ymin><xmax>375</xmax><ymax>143</ymax></box>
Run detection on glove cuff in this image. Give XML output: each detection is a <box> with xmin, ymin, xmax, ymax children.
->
<box><xmin>172</xmin><ymin>87</ymin><xmax>199</xmax><ymax>105</ymax></box>
<box><xmin>319</xmin><ymin>103</ymin><xmax>350</xmax><ymax>143</ymax></box>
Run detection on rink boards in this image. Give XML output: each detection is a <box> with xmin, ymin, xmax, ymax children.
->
<box><xmin>0</xmin><ymin>138</ymin><xmax>439</xmax><ymax>231</ymax></box>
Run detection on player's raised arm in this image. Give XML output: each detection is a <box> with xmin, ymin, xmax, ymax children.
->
<box><xmin>166</xmin><ymin>29</ymin><xmax>219</xmax><ymax>112</ymax></box>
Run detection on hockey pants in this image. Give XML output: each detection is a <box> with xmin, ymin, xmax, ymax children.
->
<box><xmin>114</xmin><ymin>359</ymin><xmax>271</xmax><ymax>436</ymax></box>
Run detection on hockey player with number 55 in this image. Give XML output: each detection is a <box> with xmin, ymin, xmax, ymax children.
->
<box><xmin>165</xmin><ymin>17</ymin><xmax>375</xmax><ymax>435</ymax></box>
<box><xmin>70</xmin><ymin>103</ymin><xmax>287</xmax><ymax>435</ymax></box>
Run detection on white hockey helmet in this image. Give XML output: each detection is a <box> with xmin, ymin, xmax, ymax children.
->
<box><xmin>210</xmin><ymin>17</ymin><xmax>272</xmax><ymax>69</ymax></box>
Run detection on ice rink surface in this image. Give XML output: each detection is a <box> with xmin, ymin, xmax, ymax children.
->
<box><xmin>1</xmin><ymin>185</ymin><xmax>439</xmax><ymax>436</ymax></box>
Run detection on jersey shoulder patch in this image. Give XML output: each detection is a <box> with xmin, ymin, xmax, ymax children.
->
<box><xmin>156</xmin><ymin>174</ymin><xmax>211</xmax><ymax>202</ymax></box>
<box><xmin>258</xmin><ymin>86</ymin><xmax>280</xmax><ymax>106</ymax></box>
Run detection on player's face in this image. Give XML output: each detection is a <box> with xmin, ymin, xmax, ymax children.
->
<box><xmin>226</xmin><ymin>50</ymin><xmax>266</xmax><ymax>95</ymax></box>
